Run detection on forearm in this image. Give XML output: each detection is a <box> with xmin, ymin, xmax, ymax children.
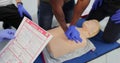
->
<box><xmin>16</xmin><ymin>0</ymin><xmax>22</xmax><ymax>4</ymax></box>
<box><xmin>54</xmin><ymin>7</ymin><xmax>68</xmax><ymax>32</ymax></box>
<box><xmin>50</xmin><ymin>0</ymin><xmax>68</xmax><ymax>32</ymax></box>
<box><xmin>70</xmin><ymin>0</ymin><xmax>90</xmax><ymax>25</ymax></box>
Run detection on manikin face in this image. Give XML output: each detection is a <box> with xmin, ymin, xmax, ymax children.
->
<box><xmin>82</xmin><ymin>19</ymin><xmax>100</xmax><ymax>38</ymax></box>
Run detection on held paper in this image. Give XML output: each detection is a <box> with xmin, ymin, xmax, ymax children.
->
<box><xmin>0</xmin><ymin>17</ymin><xmax>53</xmax><ymax>63</ymax></box>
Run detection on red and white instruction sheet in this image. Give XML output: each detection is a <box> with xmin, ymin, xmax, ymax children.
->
<box><xmin>0</xmin><ymin>17</ymin><xmax>53</xmax><ymax>63</ymax></box>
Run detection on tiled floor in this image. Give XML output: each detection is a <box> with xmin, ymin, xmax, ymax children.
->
<box><xmin>88</xmin><ymin>48</ymin><xmax>120</xmax><ymax>63</ymax></box>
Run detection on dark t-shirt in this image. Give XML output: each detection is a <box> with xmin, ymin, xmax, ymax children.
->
<box><xmin>103</xmin><ymin>0</ymin><xmax>120</xmax><ymax>9</ymax></box>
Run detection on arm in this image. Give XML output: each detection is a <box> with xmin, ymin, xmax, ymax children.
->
<box><xmin>15</xmin><ymin>0</ymin><xmax>32</xmax><ymax>20</ymax></box>
<box><xmin>70</xmin><ymin>0</ymin><xmax>90</xmax><ymax>25</ymax></box>
<box><xmin>49</xmin><ymin>0</ymin><xmax>68</xmax><ymax>32</ymax></box>
<box><xmin>16</xmin><ymin>0</ymin><xmax>22</xmax><ymax>4</ymax></box>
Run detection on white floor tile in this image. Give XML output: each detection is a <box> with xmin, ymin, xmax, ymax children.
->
<box><xmin>106</xmin><ymin>48</ymin><xmax>120</xmax><ymax>63</ymax></box>
<box><xmin>88</xmin><ymin>55</ymin><xmax>107</xmax><ymax>63</ymax></box>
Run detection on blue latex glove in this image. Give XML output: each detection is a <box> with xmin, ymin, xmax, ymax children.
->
<box><xmin>0</xmin><ymin>29</ymin><xmax>16</xmax><ymax>42</ymax></box>
<box><xmin>17</xmin><ymin>3</ymin><xmax>32</xmax><ymax>20</ymax></box>
<box><xmin>92</xmin><ymin>0</ymin><xmax>103</xmax><ymax>10</ymax></box>
<box><xmin>76</xmin><ymin>18</ymin><xmax>86</xmax><ymax>27</ymax></box>
<box><xmin>111</xmin><ymin>9</ymin><xmax>120</xmax><ymax>24</ymax></box>
<box><xmin>65</xmin><ymin>25</ymin><xmax>82</xmax><ymax>43</ymax></box>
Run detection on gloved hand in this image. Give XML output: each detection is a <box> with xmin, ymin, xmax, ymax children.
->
<box><xmin>92</xmin><ymin>0</ymin><xmax>103</xmax><ymax>10</ymax></box>
<box><xmin>0</xmin><ymin>29</ymin><xmax>16</xmax><ymax>42</ymax></box>
<box><xmin>17</xmin><ymin>2</ymin><xmax>32</xmax><ymax>20</ymax></box>
<box><xmin>65</xmin><ymin>25</ymin><xmax>82</xmax><ymax>43</ymax></box>
<box><xmin>111</xmin><ymin>9</ymin><xmax>120</xmax><ymax>24</ymax></box>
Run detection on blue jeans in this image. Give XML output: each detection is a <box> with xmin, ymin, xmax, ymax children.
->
<box><xmin>38</xmin><ymin>0</ymin><xmax>75</xmax><ymax>30</ymax></box>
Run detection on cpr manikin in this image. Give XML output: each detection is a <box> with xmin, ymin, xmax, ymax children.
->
<box><xmin>46</xmin><ymin>20</ymin><xmax>100</xmax><ymax>58</ymax></box>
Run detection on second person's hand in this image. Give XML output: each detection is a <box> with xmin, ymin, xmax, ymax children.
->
<box><xmin>111</xmin><ymin>9</ymin><xmax>120</xmax><ymax>24</ymax></box>
<box><xmin>0</xmin><ymin>29</ymin><xmax>16</xmax><ymax>42</ymax></box>
<box><xmin>17</xmin><ymin>2</ymin><xmax>32</xmax><ymax>20</ymax></box>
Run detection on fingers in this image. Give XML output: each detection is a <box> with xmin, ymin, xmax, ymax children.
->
<box><xmin>23</xmin><ymin>10</ymin><xmax>32</xmax><ymax>20</ymax></box>
<box><xmin>18</xmin><ymin>5</ymin><xmax>32</xmax><ymax>20</ymax></box>
<box><xmin>5</xmin><ymin>29</ymin><xmax>16</xmax><ymax>34</ymax></box>
<box><xmin>115</xmin><ymin>21</ymin><xmax>120</xmax><ymax>24</ymax></box>
<box><xmin>4</xmin><ymin>29</ymin><xmax>16</xmax><ymax>39</ymax></box>
<box><xmin>7</xmin><ymin>29</ymin><xmax>16</xmax><ymax>32</ymax></box>
<box><xmin>70</xmin><ymin>32</ymin><xmax>82</xmax><ymax>43</ymax></box>
<box><xmin>111</xmin><ymin>12</ymin><xmax>120</xmax><ymax>24</ymax></box>
<box><xmin>72</xmin><ymin>36</ymin><xmax>82</xmax><ymax>43</ymax></box>
<box><xmin>5</xmin><ymin>34</ymin><xmax>15</xmax><ymax>39</ymax></box>
<box><xmin>65</xmin><ymin>28</ymin><xmax>73</xmax><ymax>40</ymax></box>
<box><xmin>18</xmin><ymin>8</ymin><xmax>23</xmax><ymax>17</ymax></box>
<box><xmin>78</xmin><ymin>37</ymin><xmax>82</xmax><ymax>42</ymax></box>
<box><xmin>65</xmin><ymin>25</ymin><xmax>82</xmax><ymax>43</ymax></box>
<box><xmin>116</xmin><ymin>9</ymin><xmax>120</xmax><ymax>13</ymax></box>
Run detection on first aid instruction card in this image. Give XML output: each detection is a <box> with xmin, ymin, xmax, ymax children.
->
<box><xmin>0</xmin><ymin>17</ymin><xmax>53</xmax><ymax>63</ymax></box>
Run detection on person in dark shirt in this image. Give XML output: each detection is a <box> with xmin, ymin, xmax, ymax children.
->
<box><xmin>86</xmin><ymin>0</ymin><xmax>120</xmax><ymax>42</ymax></box>
<box><xmin>38</xmin><ymin>0</ymin><xmax>90</xmax><ymax>43</ymax></box>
